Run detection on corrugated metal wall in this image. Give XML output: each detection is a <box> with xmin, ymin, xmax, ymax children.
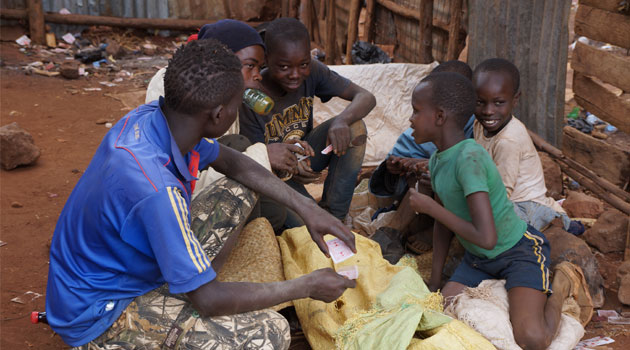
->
<box><xmin>468</xmin><ymin>0</ymin><xmax>570</xmax><ymax>146</ymax></box>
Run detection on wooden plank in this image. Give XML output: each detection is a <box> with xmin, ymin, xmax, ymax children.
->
<box><xmin>0</xmin><ymin>9</ymin><xmax>261</xmax><ymax>31</ymax></box>
<box><xmin>299</xmin><ymin>0</ymin><xmax>312</xmax><ymax>39</ymax></box>
<box><xmin>26</xmin><ymin>0</ymin><xmax>44</xmax><ymax>44</ymax></box>
<box><xmin>345</xmin><ymin>0</ymin><xmax>361</xmax><ymax>64</ymax></box>
<box><xmin>575</xmin><ymin>4</ymin><xmax>630</xmax><ymax>49</ymax></box>
<box><xmin>579</xmin><ymin>0</ymin><xmax>630</xmax><ymax>14</ymax></box>
<box><xmin>446</xmin><ymin>0</ymin><xmax>463</xmax><ymax>61</ymax></box>
<box><xmin>365</xmin><ymin>0</ymin><xmax>376</xmax><ymax>42</ymax></box>
<box><xmin>325</xmin><ymin>0</ymin><xmax>336</xmax><ymax>64</ymax></box>
<box><xmin>418</xmin><ymin>0</ymin><xmax>433</xmax><ymax>63</ymax></box>
<box><xmin>562</xmin><ymin>125</ymin><xmax>630</xmax><ymax>187</ymax></box>
<box><xmin>572</xmin><ymin>41</ymin><xmax>630</xmax><ymax>92</ymax></box>
<box><xmin>573</xmin><ymin>72</ymin><xmax>630</xmax><ymax>134</ymax></box>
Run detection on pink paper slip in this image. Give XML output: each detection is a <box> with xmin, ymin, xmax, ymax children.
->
<box><xmin>321</xmin><ymin>144</ymin><xmax>333</xmax><ymax>155</ymax></box>
<box><xmin>337</xmin><ymin>265</ymin><xmax>359</xmax><ymax>280</ymax></box>
<box><xmin>325</xmin><ymin>238</ymin><xmax>355</xmax><ymax>263</ymax></box>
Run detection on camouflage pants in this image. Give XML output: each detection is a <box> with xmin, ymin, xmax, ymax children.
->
<box><xmin>73</xmin><ymin>177</ymin><xmax>290</xmax><ymax>350</ymax></box>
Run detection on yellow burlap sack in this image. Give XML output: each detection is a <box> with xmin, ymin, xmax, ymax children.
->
<box><xmin>277</xmin><ymin>227</ymin><xmax>496</xmax><ymax>350</ymax></box>
<box><xmin>217</xmin><ymin>218</ymin><xmax>291</xmax><ymax>311</ymax></box>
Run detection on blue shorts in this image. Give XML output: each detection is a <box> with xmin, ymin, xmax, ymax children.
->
<box><xmin>449</xmin><ymin>226</ymin><xmax>552</xmax><ymax>294</ymax></box>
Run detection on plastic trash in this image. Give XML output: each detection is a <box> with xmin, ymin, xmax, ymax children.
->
<box><xmin>351</xmin><ymin>41</ymin><xmax>392</xmax><ymax>64</ymax></box>
<box><xmin>567</xmin><ymin>106</ymin><xmax>579</xmax><ymax>119</ymax></box>
<box><xmin>604</xmin><ymin>124</ymin><xmax>618</xmax><ymax>134</ymax></box>
<box><xmin>567</xmin><ymin>118</ymin><xmax>593</xmax><ymax>134</ymax></box>
<box><xmin>585</xmin><ymin>112</ymin><xmax>604</xmax><ymax>125</ymax></box>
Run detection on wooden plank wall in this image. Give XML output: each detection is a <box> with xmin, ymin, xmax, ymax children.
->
<box><xmin>467</xmin><ymin>0</ymin><xmax>571</xmax><ymax>146</ymax></box>
<box><xmin>565</xmin><ymin>0</ymin><xmax>630</xmax><ymax>187</ymax></box>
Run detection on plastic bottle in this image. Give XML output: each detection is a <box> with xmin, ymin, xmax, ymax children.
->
<box><xmin>31</xmin><ymin>311</ymin><xmax>48</xmax><ymax>324</ymax></box>
<box><xmin>243</xmin><ymin>88</ymin><xmax>275</xmax><ymax>115</ymax></box>
<box><xmin>567</xmin><ymin>106</ymin><xmax>579</xmax><ymax>119</ymax></box>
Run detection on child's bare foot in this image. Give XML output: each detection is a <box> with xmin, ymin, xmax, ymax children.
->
<box><xmin>552</xmin><ymin>261</ymin><xmax>594</xmax><ymax>326</ymax></box>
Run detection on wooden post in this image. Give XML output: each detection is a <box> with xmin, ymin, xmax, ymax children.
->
<box><xmin>289</xmin><ymin>0</ymin><xmax>300</xmax><ymax>18</ymax></box>
<box><xmin>222</xmin><ymin>0</ymin><xmax>232</xmax><ymax>18</ymax></box>
<box><xmin>282</xmin><ymin>0</ymin><xmax>290</xmax><ymax>17</ymax></box>
<box><xmin>300</xmin><ymin>0</ymin><xmax>312</xmax><ymax>39</ymax></box>
<box><xmin>26</xmin><ymin>0</ymin><xmax>45</xmax><ymax>44</ymax></box>
<box><xmin>345</xmin><ymin>0</ymin><xmax>361</xmax><ymax>64</ymax></box>
<box><xmin>325</xmin><ymin>0</ymin><xmax>336</xmax><ymax>64</ymax></box>
<box><xmin>311</xmin><ymin>0</ymin><xmax>322</xmax><ymax>45</ymax></box>
<box><xmin>418</xmin><ymin>0</ymin><xmax>434</xmax><ymax>63</ymax></box>
<box><xmin>446</xmin><ymin>0</ymin><xmax>463</xmax><ymax>61</ymax></box>
<box><xmin>365</xmin><ymin>0</ymin><xmax>376</xmax><ymax>43</ymax></box>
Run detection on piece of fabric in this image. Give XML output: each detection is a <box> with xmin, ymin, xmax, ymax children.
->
<box><xmin>71</xmin><ymin>287</ymin><xmax>290</xmax><ymax>350</ymax></box>
<box><xmin>450</xmin><ymin>226</ymin><xmax>552</xmax><ymax>294</ymax></box>
<box><xmin>312</xmin><ymin>63</ymin><xmax>438</xmax><ymax>166</ymax></box>
<box><xmin>197</xmin><ymin>19</ymin><xmax>265</xmax><ymax>53</ymax></box>
<box><xmin>46</xmin><ymin>99</ymin><xmax>220</xmax><ymax>346</ymax></box>
<box><xmin>239</xmin><ymin>59</ymin><xmax>351</xmax><ymax>144</ymax></box>
<box><xmin>429</xmin><ymin>139</ymin><xmax>526</xmax><ymax>259</ymax></box>
<box><xmin>445</xmin><ymin>280</ymin><xmax>584</xmax><ymax>350</ymax></box>
<box><xmin>277</xmin><ymin>227</ymin><xmax>494</xmax><ymax>350</ymax></box>
<box><xmin>513</xmin><ymin>200</ymin><xmax>571</xmax><ymax>231</ymax></box>
<box><xmin>474</xmin><ymin>117</ymin><xmax>566</xmax><ymax>215</ymax></box>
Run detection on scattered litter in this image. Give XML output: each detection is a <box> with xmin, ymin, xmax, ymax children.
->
<box><xmin>113</xmin><ymin>77</ymin><xmax>123</xmax><ymax>83</ymax></box>
<box><xmin>575</xmin><ymin>336</ymin><xmax>615</xmax><ymax>348</ymax></box>
<box><xmin>9</xmin><ymin>110</ymin><xmax>20</xmax><ymax>117</ymax></box>
<box><xmin>336</xmin><ymin>265</ymin><xmax>359</xmax><ymax>280</ymax></box>
<box><xmin>15</xmin><ymin>35</ymin><xmax>31</xmax><ymax>46</ymax></box>
<box><xmin>78</xmin><ymin>67</ymin><xmax>86</xmax><ymax>76</ymax></box>
<box><xmin>56</xmin><ymin>138</ymin><xmax>67</xmax><ymax>143</ymax></box>
<box><xmin>99</xmin><ymin>81</ymin><xmax>117</xmax><ymax>87</ymax></box>
<box><xmin>71</xmin><ymin>168</ymin><xmax>80</xmax><ymax>174</ymax></box>
<box><xmin>10</xmin><ymin>291</ymin><xmax>42</xmax><ymax>304</ymax></box>
<box><xmin>27</xmin><ymin>61</ymin><xmax>43</xmax><ymax>67</ymax></box>
<box><xmin>45</xmin><ymin>32</ymin><xmax>57</xmax><ymax>47</ymax></box>
<box><xmin>92</xmin><ymin>59</ymin><xmax>107</xmax><ymax>68</ymax></box>
<box><xmin>326</xmin><ymin>238</ymin><xmax>355</xmax><ymax>263</ymax></box>
<box><xmin>0</xmin><ymin>241</ymin><xmax>6</xmax><ymax>247</ymax></box>
<box><xmin>11</xmin><ymin>201</ymin><xmax>23</xmax><ymax>208</ymax></box>
<box><xmin>32</xmin><ymin>68</ymin><xmax>60</xmax><ymax>77</ymax></box>
<box><xmin>62</xmin><ymin>33</ymin><xmax>76</xmax><ymax>44</ymax></box>
<box><xmin>83</xmin><ymin>87</ymin><xmax>102</xmax><ymax>92</ymax></box>
<box><xmin>105</xmin><ymin>122</ymin><xmax>113</xmax><ymax>129</ymax></box>
<box><xmin>95</xmin><ymin>118</ymin><xmax>109</xmax><ymax>125</ymax></box>
<box><xmin>607</xmin><ymin>316</ymin><xmax>630</xmax><ymax>324</ymax></box>
<box><xmin>47</xmin><ymin>192</ymin><xmax>58</xmax><ymax>198</ymax></box>
<box><xmin>44</xmin><ymin>62</ymin><xmax>55</xmax><ymax>71</ymax></box>
<box><xmin>59</xmin><ymin>8</ymin><xmax>71</xmax><ymax>15</ymax></box>
<box><xmin>137</xmin><ymin>56</ymin><xmax>154</xmax><ymax>60</ymax></box>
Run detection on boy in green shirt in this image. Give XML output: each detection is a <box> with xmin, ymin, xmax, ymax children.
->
<box><xmin>407</xmin><ymin>72</ymin><xmax>592</xmax><ymax>349</ymax></box>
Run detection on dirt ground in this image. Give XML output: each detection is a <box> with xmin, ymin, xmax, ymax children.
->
<box><xmin>1</xmin><ymin>25</ymin><xmax>629</xmax><ymax>349</ymax></box>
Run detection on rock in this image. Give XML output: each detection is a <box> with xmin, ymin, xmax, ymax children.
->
<box><xmin>95</xmin><ymin>118</ymin><xmax>108</xmax><ymax>125</ymax></box>
<box><xmin>105</xmin><ymin>38</ymin><xmax>123</xmax><ymax>58</ymax></box>
<box><xmin>562</xmin><ymin>191</ymin><xmax>604</xmax><ymax>218</ymax></box>
<box><xmin>619</xmin><ymin>275</ymin><xmax>630</xmax><ymax>305</ymax></box>
<box><xmin>618</xmin><ymin>261</ymin><xmax>630</xmax><ymax>278</ymax></box>
<box><xmin>0</xmin><ymin>122</ymin><xmax>41</xmax><ymax>170</ymax></box>
<box><xmin>11</xmin><ymin>201</ymin><xmax>23</xmax><ymax>208</ymax></box>
<box><xmin>544</xmin><ymin>226</ymin><xmax>605</xmax><ymax>308</ymax></box>
<box><xmin>60</xmin><ymin>62</ymin><xmax>79</xmax><ymax>79</ymax></box>
<box><xmin>539</xmin><ymin>152</ymin><xmax>563</xmax><ymax>200</ymax></box>
<box><xmin>141</xmin><ymin>43</ymin><xmax>157</xmax><ymax>56</ymax></box>
<box><xmin>584</xmin><ymin>209</ymin><xmax>629</xmax><ymax>253</ymax></box>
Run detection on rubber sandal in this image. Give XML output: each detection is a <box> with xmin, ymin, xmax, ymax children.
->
<box><xmin>554</xmin><ymin>261</ymin><xmax>594</xmax><ymax>326</ymax></box>
<box><xmin>405</xmin><ymin>234</ymin><xmax>432</xmax><ymax>255</ymax></box>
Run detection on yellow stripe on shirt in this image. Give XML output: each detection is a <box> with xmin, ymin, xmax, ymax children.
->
<box><xmin>173</xmin><ymin>188</ymin><xmax>211</xmax><ymax>269</ymax></box>
<box><xmin>167</xmin><ymin>187</ymin><xmax>204</xmax><ymax>273</ymax></box>
<box><xmin>524</xmin><ymin>231</ymin><xmax>549</xmax><ymax>293</ymax></box>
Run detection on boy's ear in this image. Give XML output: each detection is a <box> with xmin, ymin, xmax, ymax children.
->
<box><xmin>512</xmin><ymin>90</ymin><xmax>521</xmax><ymax>106</ymax></box>
<box><xmin>205</xmin><ymin>105</ymin><xmax>223</xmax><ymax>125</ymax></box>
<box><xmin>434</xmin><ymin>107</ymin><xmax>447</xmax><ymax>126</ymax></box>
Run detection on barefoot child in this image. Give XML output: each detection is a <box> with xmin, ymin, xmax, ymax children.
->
<box><xmin>407</xmin><ymin>72</ymin><xmax>592</xmax><ymax>349</ymax></box>
<box><xmin>472</xmin><ymin>58</ymin><xmax>572</xmax><ymax>232</ymax></box>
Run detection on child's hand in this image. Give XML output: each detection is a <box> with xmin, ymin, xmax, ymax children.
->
<box><xmin>408</xmin><ymin>188</ymin><xmax>436</xmax><ymax>215</ymax></box>
<box><xmin>386</xmin><ymin>156</ymin><xmax>404</xmax><ymax>175</ymax></box>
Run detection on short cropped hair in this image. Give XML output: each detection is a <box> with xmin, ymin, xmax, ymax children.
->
<box><xmin>473</xmin><ymin>58</ymin><xmax>520</xmax><ymax>94</ymax></box>
<box><xmin>264</xmin><ymin>17</ymin><xmax>310</xmax><ymax>53</ymax></box>
<box><xmin>421</xmin><ymin>72</ymin><xmax>476</xmax><ymax>128</ymax></box>
<box><xmin>432</xmin><ymin>60</ymin><xmax>473</xmax><ymax>80</ymax></box>
<box><xmin>164</xmin><ymin>39</ymin><xmax>243</xmax><ymax>114</ymax></box>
